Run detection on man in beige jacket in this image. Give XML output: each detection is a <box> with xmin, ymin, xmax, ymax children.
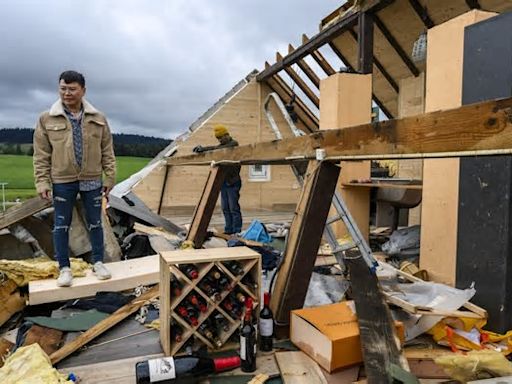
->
<box><xmin>33</xmin><ymin>70</ymin><xmax>116</xmax><ymax>287</ymax></box>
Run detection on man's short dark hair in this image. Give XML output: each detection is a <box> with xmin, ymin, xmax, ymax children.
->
<box><xmin>59</xmin><ymin>70</ymin><xmax>85</xmax><ymax>87</ymax></box>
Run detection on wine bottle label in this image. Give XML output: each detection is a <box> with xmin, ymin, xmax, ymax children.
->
<box><xmin>240</xmin><ymin>336</ymin><xmax>246</xmax><ymax>360</ymax></box>
<box><xmin>148</xmin><ymin>357</ymin><xmax>176</xmax><ymax>382</ymax></box>
<box><xmin>259</xmin><ymin>318</ymin><xmax>273</xmax><ymax>337</ymax></box>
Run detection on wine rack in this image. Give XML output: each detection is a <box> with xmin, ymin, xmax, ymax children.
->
<box><xmin>159</xmin><ymin>247</ymin><xmax>261</xmax><ymax>356</ymax></box>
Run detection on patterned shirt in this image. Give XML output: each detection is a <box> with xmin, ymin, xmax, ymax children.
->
<box><xmin>64</xmin><ymin>107</ymin><xmax>103</xmax><ymax>191</ymax></box>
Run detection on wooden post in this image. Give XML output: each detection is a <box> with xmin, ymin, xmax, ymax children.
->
<box><xmin>186</xmin><ymin>165</ymin><xmax>226</xmax><ymax>248</ymax></box>
<box><xmin>358</xmin><ymin>12</ymin><xmax>374</xmax><ymax>74</ymax></box>
<box><xmin>270</xmin><ymin>161</ymin><xmax>340</xmax><ymax>327</ymax></box>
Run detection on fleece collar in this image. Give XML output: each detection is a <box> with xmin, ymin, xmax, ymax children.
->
<box><xmin>49</xmin><ymin>98</ymin><xmax>99</xmax><ymax>117</ymax></box>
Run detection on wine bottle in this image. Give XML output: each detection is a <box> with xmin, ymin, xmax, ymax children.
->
<box><xmin>187</xmin><ymin>294</ymin><xmax>207</xmax><ymax>313</ymax></box>
<box><xmin>177</xmin><ymin>306</ymin><xmax>199</xmax><ymax>326</ymax></box>
<box><xmin>240</xmin><ymin>303</ymin><xmax>257</xmax><ymax>372</ymax></box>
<box><xmin>224</xmin><ymin>261</ymin><xmax>244</xmax><ymax>276</ymax></box>
<box><xmin>171</xmin><ymin>325</ymin><xmax>183</xmax><ymax>343</ymax></box>
<box><xmin>259</xmin><ymin>293</ymin><xmax>273</xmax><ymax>352</ymax></box>
<box><xmin>171</xmin><ymin>279</ymin><xmax>183</xmax><ymax>297</ymax></box>
<box><xmin>135</xmin><ymin>355</ymin><xmax>240</xmax><ymax>383</ymax></box>
<box><xmin>199</xmin><ymin>320</ymin><xmax>223</xmax><ymax>348</ymax></box>
<box><xmin>241</xmin><ymin>274</ymin><xmax>258</xmax><ymax>291</ymax></box>
<box><xmin>199</xmin><ymin>278</ymin><xmax>222</xmax><ymax>301</ymax></box>
<box><xmin>214</xmin><ymin>313</ymin><xmax>230</xmax><ymax>332</ymax></box>
<box><xmin>180</xmin><ymin>264</ymin><xmax>199</xmax><ymax>280</ymax></box>
<box><xmin>209</xmin><ymin>269</ymin><xmax>222</xmax><ymax>280</ymax></box>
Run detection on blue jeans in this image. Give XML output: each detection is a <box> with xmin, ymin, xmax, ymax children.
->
<box><xmin>220</xmin><ymin>180</ymin><xmax>242</xmax><ymax>234</ymax></box>
<box><xmin>53</xmin><ymin>182</ymin><xmax>104</xmax><ymax>268</ymax></box>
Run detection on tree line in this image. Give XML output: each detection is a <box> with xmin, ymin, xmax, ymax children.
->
<box><xmin>0</xmin><ymin>128</ymin><xmax>171</xmax><ymax>158</ymax></box>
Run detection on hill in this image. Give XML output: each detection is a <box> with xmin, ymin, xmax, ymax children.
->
<box><xmin>0</xmin><ymin>128</ymin><xmax>171</xmax><ymax>158</ymax></box>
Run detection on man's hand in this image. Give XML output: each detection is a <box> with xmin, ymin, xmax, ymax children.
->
<box><xmin>193</xmin><ymin>145</ymin><xmax>204</xmax><ymax>153</ymax></box>
<box><xmin>102</xmin><ymin>186</ymin><xmax>112</xmax><ymax>201</ymax></box>
<box><xmin>39</xmin><ymin>190</ymin><xmax>52</xmax><ymax>200</ymax></box>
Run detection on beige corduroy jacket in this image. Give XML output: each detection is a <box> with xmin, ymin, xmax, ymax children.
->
<box><xmin>33</xmin><ymin>99</ymin><xmax>116</xmax><ymax>194</ymax></box>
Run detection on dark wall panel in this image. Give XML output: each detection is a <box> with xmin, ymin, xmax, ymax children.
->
<box><xmin>457</xmin><ymin>11</ymin><xmax>512</xmax><ymax>333</ymax></box>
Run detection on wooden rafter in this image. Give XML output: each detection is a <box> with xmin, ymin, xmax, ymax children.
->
<box><xmin>168</xmin><ymin>97</ymin><xmax>512</xmax><ymax>166</ymax></box>
<box><xmin>264</xmin><ymin>68</ymin><xmax>319</xmax><ymax>132</ymax></box>
<box><xmin>302</xmin><ymin>34</ymin><xmax>336</xmax><ymax>76</ymax></box>
<box><xmin>327</xmin><ymin>41</ymin><xmax>394</xmax><ymax>119</ymax></box>
<box><xmin>255</xmin><ymin>0</ymin><xmax>394</xmax><ymax>82</ymax></box>
<box><xmin>288</xmin><ymin>44</ymin><xmax>320</xmax><ymax>88</ymax></box>
<box><xmin>374</xmin><ymin>15</ymin><xmax>420</xmax><ymax>77</ymax></box>
<box><xmin>408</xmin><ymin>0</ymin><xmax>435</xmax><ymax>28</ymax></box>
<box><xmin>348</xmin><ymin>29</ymin><xmax>399</xmax><ymax>92</ymax></box>
<box><xmin>277</xmin><ymin>52</ymin><xmax>319</xmax><ymax>108</ymax></box>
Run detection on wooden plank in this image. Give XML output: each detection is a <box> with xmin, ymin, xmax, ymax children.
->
<box><xmin>29</xmin><ymin>255</ymin><xmax>159</xmax><ymax>305</ymax></box>
<box><xmin>302</xmin><ymin>34</ymin><xmax>336</xmax><ymax>76</ymax></box>
<box><xmin>50</xmin><ymin>285</ymin><xmax>159</xmax><ymax>364</ymax></box>
<box><xmin>160</xmin><ymin>246</ymin><xmax>260</xmax><ymax>265</ymax></box>
<box><xmin>346</xmin><ymin>249</ymin><xmax>410</xmax><ymax>382</ymax></box>
<box><xmin>0</xmin><ymin>197</ymin><xmax>51</xmax><ymax>230</ymax></box>
<box><xmin>271</xmin><ymin>161</ymin><xmax>340</xmax><ymax>326</ymax></box>
<box><xmin>133</xmin><ymin>222</ymin><xmax>180</xmax><ymax>242</ymax></box>
<box><xmin>186</xmin><ymin>165</ymin><xmax>226</xmax><ymax>248</ymax></box>
<box><xmin>168</xmin><ymin>96</ymin><xmax>512</xmax><ymax>166</ymax></box>
<box><xmin>358</xmin><ymin>12</ymin><xmax>374</xmax><ymax>74</ymax></box>
<box><xmin>275</xmin><ymin>351</ymin><xmax>328</xmax><ymax>384</ymax></box>
<box><xmin>343</xmin><ymin>182</ymin><xmax>422</xmax><ymax>190</ymax></box>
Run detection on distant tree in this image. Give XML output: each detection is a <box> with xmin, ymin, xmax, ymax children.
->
<box><xmin>4</xmin><ymin>143</ymin><xmax>15</xmax><ymax>154</ymax></box>
<box><xmin>15</xmin><ymin>144</ymin><xmax>22</xmax><ymax>155</ymax></box>
<box><xmin>26</xmin><ymin>145</ymin><xmax>34</xmax><ymax>156</ymax></box>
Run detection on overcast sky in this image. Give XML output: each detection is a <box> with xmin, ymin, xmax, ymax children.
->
<box><xmin>0</xmin><ymin>1</ymin><xmax>341</xmax><ymax>139</ymax></box>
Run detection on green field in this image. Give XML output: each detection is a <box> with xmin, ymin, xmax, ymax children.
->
<box><xmin>0</xmin><ymin>154</ymin><xmax>149</xmax><ymax>202</ymax></box>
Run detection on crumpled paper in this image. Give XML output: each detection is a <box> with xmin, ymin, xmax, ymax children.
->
<box><xmin>0</xmin><ymin>256</ymin><xmax>89</xmax><ymax>286</ymax></box>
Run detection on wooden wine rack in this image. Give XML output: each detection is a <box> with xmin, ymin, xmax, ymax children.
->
<box><xmin>159</xmin><ymin>247</ymin><xmax>262</xmax><ymax>356</ymax></box>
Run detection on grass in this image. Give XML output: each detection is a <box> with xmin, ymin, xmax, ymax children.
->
<box><xmin>0</xmin><ymin>154</ymin><xmax>150</xmax><ymax>202</ymax></box>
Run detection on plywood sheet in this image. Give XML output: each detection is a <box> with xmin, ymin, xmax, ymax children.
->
<box><xmin>29</xmin><ymin>255</ymin><xmax>159</xmax><ymax>305</ymax></box>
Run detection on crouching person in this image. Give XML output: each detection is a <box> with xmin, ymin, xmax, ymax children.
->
<box><xmin>33</xmin><ymin>70</ymin><xmax>116</xmax><ymax>287</ymax></box>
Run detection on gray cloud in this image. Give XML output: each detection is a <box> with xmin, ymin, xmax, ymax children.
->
<box><xmin>0</xmin><ymin>0</ymin><xmax>340</xmax><ymax>138</ymax></box>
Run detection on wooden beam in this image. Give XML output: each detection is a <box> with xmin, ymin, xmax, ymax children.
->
<box><xmin>157</xmin><ymin>164</ymin><xmax>170</xmax><ymax>215</ymax></box>
<box><xmin>408</xmin><ymin>0</ymin><xmax>435</xmax><ymax>28</ymax></box>
<box><xmin>28</xmin><ymin>255</ymin><xmax>159</xmax><ymax>305</ymax></box>
<box><xmin>303</xmin><ymin>34</ymin><xmax>336</xmax><ymax>76</ymax></box>
<box><xmin>0</xmin><ymin>197</ymin><xmax>51</xmax><ymax>230</ymax></box>
<box><xmin>327</xmin><ymin>41</ymin><xmax>394</xmax><ymax>119</ymax></box>
<box><xmin>374</xmin><ymin>15</ymin><xmax>420</xmax><ymax>77</ymax></box>
<box><xmin>277</xmin><ymin>52</ymin><xmax>320</xmax><ymax>108</ymax></box>
<box><xmin>289</xmin><ymin>44</ymin><xmax>320</xmax><ymax>88</ymax></box>
<box><xmin>264</xmin><ymin>68</ymin><xmax>319</xmax><ymax>132</ymax></box>
<box><xmin>358</xmin><ymin>12</ymin><xmax>374</xmax><ymax>74</ymax></box>
<box><xmin>349</xmin><ymin>29</ymin><xmax>399</xmax><ymax>92</ymax></box>
<box><xmin>345</xmin><ymin>249</ymin><xmax>411</xmax><ymax>381</ymax></box>
<box><xmin>168</xmin><ymin>97</ymin><xmax>512</xmax><ymax>166</ymax></box>
<box><xmin>186</xmin><ymin>165</ymin><xmax>226</xmax><ymax>248</ymax></box>
<box><xmin>50</xmin><ymin>285</ymin><xmax>159</xmax><ymax>364</ymax></box>
<box><xmin>466</xmin><ymin>0</ymin><xmax>481</xmax><ymax>9</ymax></box>
<box><xmin>256</xmin><ymin>0</ymin><xmax>394</xmax><ymax>82</ymax></box>
<box><xmin>271</xmin><ymin>161</ymin><xmax>340</xmax><ymax>326</ymax></box>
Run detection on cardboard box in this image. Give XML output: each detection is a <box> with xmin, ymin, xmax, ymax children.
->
<box><xmin>290</xmin><ymin>301</ymin><xmax>404</xmax><ymax>372</ymax></box>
